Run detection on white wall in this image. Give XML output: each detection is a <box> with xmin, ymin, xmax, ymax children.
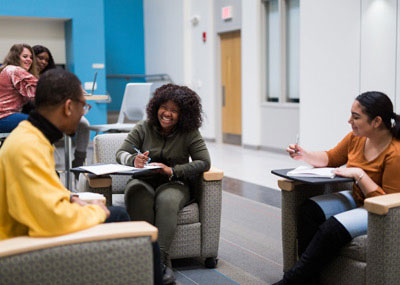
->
<box><xmin>300</xmin><ymin>0</ymin><xmax>361</xmax><ymax>150</ymax></box>
<box><xmin>241</xmin><ymin>0</ymin><xmax>262</xmax><ymax>147</ymax></box>
<box><xmin>188</xmin><ymin>0</ymin><xmax>217</xmax><ymax>139</ymax></box>
<box><xmin>360</xmin><ymin>0</ymin><xmax>397</xmax><ymax>100</ymax></box>
<box><xmin>144</xmin><ymin>0</ymin><xmax>185</xmax><ymax>85</ymax></box>
<box><xmin>144</xmin><ymin>0</ymin><xmax>400</xmax><ymax>151</ymax></box>
<box><xmin>0</xmin><ymin>16</ymin><xmax>66</xmax><ymax>64</ymax></box>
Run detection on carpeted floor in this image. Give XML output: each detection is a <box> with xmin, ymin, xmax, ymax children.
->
<box><xmin>171</xmin><ymin>189</ymin><xmax>283</xmax><ymax>285</ymax></box>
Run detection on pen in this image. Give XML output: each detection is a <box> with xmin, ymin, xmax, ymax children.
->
<box><xmin>133</xmin><ymin>147</ymin><xmax>151</xmax><ymax>164</ymax></box>
<box><xmin>295</xmin><ymin>133</ymin><xmax>300</xmax><ymax>153</ymax></box>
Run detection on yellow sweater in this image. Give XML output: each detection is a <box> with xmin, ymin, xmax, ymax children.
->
<box><xmin>0</xmin><ymin>121</ymin><xmax>106</xmax><ymax>240</ymax></box>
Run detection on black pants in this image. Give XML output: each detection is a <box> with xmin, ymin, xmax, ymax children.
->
<box><xmin>105</xmin><ymin>206</ymin><xmax>163</xmax><ymax>284</ymax></box>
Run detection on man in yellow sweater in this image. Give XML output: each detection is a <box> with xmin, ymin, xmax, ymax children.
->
<box><xmin>0</xmin><ymin>69</ymin><xmax>113</xmax><ymax>240</ymax></box>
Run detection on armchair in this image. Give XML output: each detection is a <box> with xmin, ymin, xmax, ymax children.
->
<box><xmin>78</xmin><ymin>133</ymin><xmax>223</xmax><ymax>267</ymax></box>
<box><xmin>278</xmin><ymin>179</ymin><xmax>400</xmax><ymax>285</ymax></box>
<box><xmin>0</xmin><ymin>222</ymin><xmax>157</xmax><ymax>284</ymax></box>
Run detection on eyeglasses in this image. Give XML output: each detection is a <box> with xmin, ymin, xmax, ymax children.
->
<box><xmin>74</xmin><ymin>100</ymin><xmax>92</xmax><ymax>115</ymax></box>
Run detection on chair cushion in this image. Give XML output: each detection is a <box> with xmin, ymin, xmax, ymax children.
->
<box><xmin>177</xmin><ymin>203</ymin><xmax>199</xmax><ymax>225</ymax></box>
<box><xmin>340</xmin><ymin>234</ymin><xmax>367</xmax><ymax>262</ymax></box>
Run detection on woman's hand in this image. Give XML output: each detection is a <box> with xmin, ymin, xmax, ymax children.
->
<box><xmin>287</xmin><ymin>144</ymin><xmax>306</xmax><ymax>160</ymax></box>
<box><xmin>149</xmin><ymin>162</ymin><xmax>173</xmax><ymax>177</ymax></box>
<box><xmin>333</xmin><ymin>167</ymin><xmax>363</xmax><ymax>180</ymax></box>
<box><xmin>134</xmin><ymin>151</ymin><xmax>150</xmax><ymax>168</ymax></box>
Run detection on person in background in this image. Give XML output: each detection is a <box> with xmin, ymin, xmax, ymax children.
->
<box><xmin>274</xmin><ymin>91</ymin><xmax>400</xmax><ymax>284</ymax></box>
<box><xmin>0</xmin><ymin>44</ymin><xmax>39</xmax><ymax>132</ymax></box>
<box><xmin>33</xmin><ymin>45</ymin><xmax>90</xmax><ymax>169</ymax></box>
<box><xmin>116</xmin><ymin>84</ymin><xmax>211</xmax><ymax>284</ymax></box>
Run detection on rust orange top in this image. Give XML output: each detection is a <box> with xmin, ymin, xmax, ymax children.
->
<box><xmin>326</xmin><ymin>132</ymin><xmax>400</xmax><ymax>206</ymax></box>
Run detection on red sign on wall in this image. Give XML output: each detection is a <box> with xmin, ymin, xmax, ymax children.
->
<box><xmin>222</xmin><ymin>6</ymin><xmax>233</xmax><ymax>20</ymax></box>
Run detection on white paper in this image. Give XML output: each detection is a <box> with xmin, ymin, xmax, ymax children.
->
<box><xmin>287</xmin><ymin>165</ymin><xmax>336</xmax><ymax>178</ymax></box>
<box><xmin>77</xmin><ymin>192</ymin><xmax>105</xmax><ymax>201</ymax></box>
<box><xmin>80</xmin><ymin>164</ymin><xmax>135</xmax><ymax>175</ymax></box>
<box><xmin>79</xmin><ymin>164</ymin><xmax>161</xmax><ymax>175</ymax></box>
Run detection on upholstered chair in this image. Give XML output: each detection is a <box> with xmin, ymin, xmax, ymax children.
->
<box><xmin>78</xmin><ymin>133</ymin><xmax>223</xmax><ymax>268</ymax></box>
<box><xmin>0</xmin><ymin>222</ymin><xmax>157</xmax><ymax>284</ymax></box>
<box><xmin>278</xmin><ymin>179</ymin><xmax>400</xmax><ymax>285</ymax></box>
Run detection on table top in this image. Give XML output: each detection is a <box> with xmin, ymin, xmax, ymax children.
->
<box><xmin>271</xmin><ymin>168</ymin><xmax>353</xmax><ymax>185</ymax></box>
<box><xmin>84</xmin><ymin>95</ymin><xmax>110</xmax><ymax>101</ymax></box>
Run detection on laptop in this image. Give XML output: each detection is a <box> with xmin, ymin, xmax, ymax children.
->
<box><xmin>86</xmin><ymin>71</ymin><xmax>97</xmax><ymax>95</ymax></box>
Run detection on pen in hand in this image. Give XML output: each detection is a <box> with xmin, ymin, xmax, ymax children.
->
<box><xmin>294</xmin><ymin>134</ymin><xmax>300</xmax><ymax>154</ymax></box>
<box><xmin>133</xmin><ymin>147</ymin><xmax>151</xmax><ymax>165</ymax></box>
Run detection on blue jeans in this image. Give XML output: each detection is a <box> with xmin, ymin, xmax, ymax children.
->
<box><xmin>0</xmin><ymin>113</ymin><xmax>28</xmax><ymax>132</ymax></box>
<box><xmin>311</xmin><ymin>190</ymin><xmax>368</xmax><ymax>238</ymax></box>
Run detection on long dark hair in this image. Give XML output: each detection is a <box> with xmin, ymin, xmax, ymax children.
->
<box><xmin>356</xmin><ymin>91</ymin><xmax>400</xmax><ymax>139</ymax></box>
<box><xmin>32</xmin><ymin>45</ymin><xmax>56</xmax><ymax>74</ymax></box>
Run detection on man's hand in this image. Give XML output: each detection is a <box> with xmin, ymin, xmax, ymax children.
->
<box><xmin>89</xmin><ymin>200</ymin><xmax>110</xmax><ymax>218</ymax></box>
<box><xmin>71</xmin><ymin>196</ymin><xmax>110</xmax><ymax>218</ymax></box>
<box><xmin>70</xmin><ymin>196</ymin><xmax>88</xmax><ymax>206</ymax></box>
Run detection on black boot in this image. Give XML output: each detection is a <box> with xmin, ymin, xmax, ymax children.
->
<box><xmin>72</xmin><ymin>150</ymin><xmax>86</xmax><ymax>168</ymax></box>
<box><xmin>72</xmin><ymin>151</ymin><xmax>86</xmax><ymax>180</ymax></box>
<box><xmin>160</xmin><ymin>250</ymin><xmax>175</xmax><ymax>284</ymax></box>
<box><xmin>280</xmin><ymin>217</ymin><xmax>352</xmax><ymax>285</ymax></box>
<box><xmin>297</xmin><ymin>199</ymin><xmax>326</xmax><ymax>256</ymax></box>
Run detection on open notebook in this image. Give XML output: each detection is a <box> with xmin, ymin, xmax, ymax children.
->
<box><xmin>287</xmin><ymin>165</ymin><xmax>336</xmax><ymax>179</ymax></box>
<box><xmin>79</xmin><ymin>164</ymin><xmax>161</xmax><ymax>176</ymax></box>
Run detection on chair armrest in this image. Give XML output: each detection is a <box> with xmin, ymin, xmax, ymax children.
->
<box><xmin>0</xmin><ymin>221</ymin><xmax>158</xmax><ymax>258</ymax></box>
<box><xmin>364</xmin><ymin>193</ymin><xmax>400</xmax><ymax>215</ymax></box>
<box><xmin>198</xmin><ymin>167</ymin><xmax>223</xmax><ymax>258</ymax></box>
<box><xmin>0</xmin><ymin>222</ymin><xmax>156</xmax><ymax>284</ymax></box>
<box><xmin>364</xmin><ymin>193</ymin><xmax>400</xmax><ymax>284</ymax></box>
<box><xmin>203</xmin><ymin>166</ymin><xmax>223</xmax><ymax>181</ymax></box>
<box><xmin>80</xmin><ymin>173</ymin><xmax>112</xmax><ymax>188</ymax></box>
<box><xmin>77</xmin><ymin>173</ymin><xmax>113</xmax><ymax>206</ymax></box>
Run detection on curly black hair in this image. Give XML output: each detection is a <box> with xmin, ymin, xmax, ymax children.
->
<box><xmin>146</xmin><ymin>84</ymin><xmax>203</xmax><ymax>133</ymax></box>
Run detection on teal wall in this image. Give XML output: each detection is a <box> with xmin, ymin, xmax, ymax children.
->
<box><xmin>0</xmin><ymin>0</ymin><xmax>107</xmax><ymax>127</ymax></box>
<box><xmin>104</xmin><ymin>0</ymin><xmax>145</xmax><ymax>111</ymax></box>
<box><xmin>0</xmin><ymin>0</ymin><xmax>146</xmax><ymax>128</ymax></box>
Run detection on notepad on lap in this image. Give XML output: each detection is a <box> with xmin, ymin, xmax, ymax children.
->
<box><xmin>287</xmin><ymin>166</ymin><xmax>336</xmax><ymax>179</ymax></box>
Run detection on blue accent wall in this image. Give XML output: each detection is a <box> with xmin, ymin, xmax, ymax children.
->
<box><xmin>104</xmin><ymin>0</ymin><xmax>145</xmax><ymax>111</ymax></box>
<box><xmin>0</xmin><ymin>0</ymin><xmax>108</xmax><ymax>128</ymax></box>
<box><xmin>0</xmin><ymin>0</ymin><xmax>146</xmax><ymax>136</ymax></box>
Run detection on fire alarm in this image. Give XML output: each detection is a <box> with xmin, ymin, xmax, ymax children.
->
<box><xmin>202</xmin><ymin>32</ymin><xmax>207</xmax><ymax>43</ymax></box>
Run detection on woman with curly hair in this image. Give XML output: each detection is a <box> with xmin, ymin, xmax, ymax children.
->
<box><xmin>0</xmin><ymin>43</ymin><xmax>39</xmax><ymax>132</ymax></box>
<box><xmin>116</xmin><ymin>84</ymin><xmax>211</xmax><ymax>284</ymax></box>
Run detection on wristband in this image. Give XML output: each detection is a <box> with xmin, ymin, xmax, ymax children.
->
<box><xmin>355</xmin><ymin>172</ymin><xmax>364</xmax><ymax>185</ymax></box>
<box><xmin>70</xmin><ymin>194</ymin><xmax>79</xmax><ymax>202</ymax></box>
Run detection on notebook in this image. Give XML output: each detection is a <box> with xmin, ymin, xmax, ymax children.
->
<box><xmin>287</xmin><ymin>165</ymin><xmax>336</xmax><ymax>179</ymax></box>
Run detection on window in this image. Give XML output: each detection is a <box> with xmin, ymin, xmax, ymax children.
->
<box><xmin>263</xmin><ymin>0</ymin><xmax>299</xmax><ymax>103</ymax></box>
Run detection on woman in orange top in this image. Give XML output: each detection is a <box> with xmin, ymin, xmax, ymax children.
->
<box><xmin>274</xmin><ymin>91</ymin><xmax>400</xmax><ymax>285</ymax></box>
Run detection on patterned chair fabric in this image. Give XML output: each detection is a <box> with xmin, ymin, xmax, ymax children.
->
<box><xmin>0</xmin><ymin>237</ymin><xmax>154</xmax><ymax>284</ymax></box>
<box><xmin>79</xmin><ymin>133</ymin><xmax>223</xmax><ymax>261</ymax></box>
<box><xmin>279</xmin><ymin>180</ymin><xmax>400</xmax><ymax>285</ymax></box>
